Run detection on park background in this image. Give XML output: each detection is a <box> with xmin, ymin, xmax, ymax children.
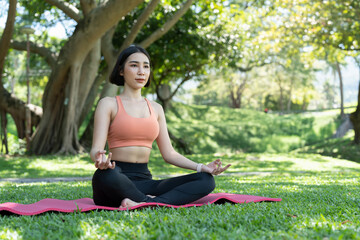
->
<box><xmin>0</xmin><ymin>0</ymin><xmax>360</xmax><ymax>239</ymax></box>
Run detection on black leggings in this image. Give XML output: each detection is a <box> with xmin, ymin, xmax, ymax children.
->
<box><xmin>92</xmin><ymin>161</ymin><xmax>215</xmax><ymax>207</ymax></box>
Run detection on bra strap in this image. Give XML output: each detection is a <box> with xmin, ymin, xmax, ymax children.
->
<box><xmin>144</xmin><ymin>98</ymin><xmax>153</xmax><ymax>114</ymax></box>
<box><xmin>116</xmin><ymin>96</ymin><xmax>124</xmax><ymax>112</ymax></box>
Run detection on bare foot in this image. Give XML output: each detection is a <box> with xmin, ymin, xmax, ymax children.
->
<box><xmin>120</xmin><ymin>198</ymin><xmax>144</xmax><ymax>208</ymax></box>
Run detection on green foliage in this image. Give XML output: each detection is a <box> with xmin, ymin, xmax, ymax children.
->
<box><xmin>165</xmin><ymin>102</ymin><xmax>340</xmax><ymax>154</ymax></box>
<box><xmin>1</xmin><ymin>133</ymin><xmax>26</xmax><ymax>155</ymax></box>
<box><xmin>18</xmin><ymin>0</ymin><xmax>76</xmax><ymax>29</ymax></box>
<box><xmin>3</xmin><ymin>30</ymin><xmax>62</xmax><ymax>107</ymax></box>
<box><xmin>112</xmin><ymin>0</ymin><xmax>240</xmax><ymax>98</ymax></box>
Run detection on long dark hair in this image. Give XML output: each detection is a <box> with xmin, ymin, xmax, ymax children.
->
<box><xmin>109</xmin><ymin>45</ymin><xmax>152</xmax><ymax>87</ymax></box>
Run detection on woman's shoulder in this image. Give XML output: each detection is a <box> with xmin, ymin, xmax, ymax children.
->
<box><xmin>147</xmin><ymin>99</ymin><xmax>164</xmax><ymax>115</ymax></box>
<box><xmin>97</xmin><ymin>96</ymin><xmax>117</xmax><ymax>110</ymax></box>
<box><xmin>99</xmin><ymin>96</ymin><xmax>117</xmax><ymax>104</ymax></box>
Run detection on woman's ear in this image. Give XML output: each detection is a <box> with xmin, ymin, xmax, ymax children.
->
<box><xmin>119</xmin><ymin>69</ymin><xmax>124</xmax><ymax>76</ymax></box>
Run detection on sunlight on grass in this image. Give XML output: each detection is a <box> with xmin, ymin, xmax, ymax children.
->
<box><xmin>0</xmin><ymin>229</ymin><xmax>21</xmax><ymax>240</ymax></box>
<box><xmin>0</xmin><ymin>154</ymin><xmax>95</xmax><ymax>178</ymax></box>
<box><xmin>28</xmin><ymin>159</ymin><xmax>94</xmax><ymax>176</ymax></box>
<box><xmin>1</xmin><ymin>167</ymin><xmax>359</xmax><ymax>239</ymax></box>
<box><xmin>1</xmin><ymin>152</ymin><xmax>360</xmax><ymax>179</ymax></box>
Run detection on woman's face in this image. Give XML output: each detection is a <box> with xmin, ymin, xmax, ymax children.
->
<box><xmin>121</xmin><ymin>52</ymin><xmax>150</xmax><ymax>89</ymax></box>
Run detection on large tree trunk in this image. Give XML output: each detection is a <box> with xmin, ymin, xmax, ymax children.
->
<box><xmin>350</xmin><ymin>57</ymin><xmax>360</xmax><ymax>144</ymax></box>
<box><xmin>30</xmin><ymin>0</ymin><xmax>144</xmax><ymax>154</ymax></box>
<box><xmin>350</xmin><ymin>82</ymin><xmax>360</xmax><ymax>144</ymax></box>
<box><xmin>0</xmin><ymin>86</ymin><xmax>42</xmax><ymax>138</ymax></box>
<box><xmin>0</xmin><ymin>0</ymin><xmax>17</xmax><ymax>153</ymax></box>
<box><xmin>287</xmin><ymin>74</ymin><xmax>294</xmax><ymax>112</ymax></box>
<box><xmin>276</xmin><ymin>74</ymin><xmax>285</xmax><ymax>114</ymax></box>
<box><xmin>0</xmin><ymin>109</ymin><xmax>9</xmax><ymax>154</ymax></box>
<box><xmin>335</xmin><ymin>61</ymin><xmax>345</xmax><ymax>119</ymax></box>
<box><xmin>79</xmin><ymin>0</ymin><xmax>195</xmax><ymax>149</ymax></box>
<box><xmin>229</xmin><ymin>87</ymin><xmax>242</xmax><ymax>108</ymax></box>
<box><xmin>228</xmin><ymin>76</ymin><xmax>247</xmax><ymax>109</ymax></box>
<box><xmin>0</xmin><ymin>0</ymin><xmax>40</xmax><ymax>153</ymax></box>
<box><xmin>157</xmin><ymin>84</ymin><xmax>172</xmax><ymax>111</ymax></box>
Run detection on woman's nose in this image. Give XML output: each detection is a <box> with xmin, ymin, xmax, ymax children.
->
<box><xmin>138</xmin><ymin>66</ymin><xmax>145</xmax><ymax>75</ymax></box>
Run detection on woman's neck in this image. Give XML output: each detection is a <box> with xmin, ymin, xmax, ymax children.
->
<box><xmin>121</xmin><ymin>86</ymin><xmax>143</xmax><ymax>101</ymax></box>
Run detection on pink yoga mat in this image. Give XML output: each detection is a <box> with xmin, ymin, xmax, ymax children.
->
<box><xmin>0</xmin><ymin>193</ymin><xmax>282</xmax><ymax>216</ymax></box>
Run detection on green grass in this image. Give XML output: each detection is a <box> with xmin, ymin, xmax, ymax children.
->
<box><xmin>164</xmin><ymin>103</ymin><xmax>343</xmax><ymax>154</ymax></box>
<box><xmin>2</xmin><ymin>151</ymin><xmax>360</xmax><ymax>178</ymax></box>
<box><xmin>1</xmin><ymin>153</ymin><xmax>360</xmax><ymax>239</ymax></box>
<box><xmin>0</xmin><ymin>154</ymin><xmax>94</xmax><ymax>178</ymax></box>
<box><xmin>295</xmin><ymin>132</ymin><xmax>360</xmax><ymax>163</ymax></box>
<box><xmin>1</xmin><ymin>104</ymin><xmax>359</xmax><ymax>239</ymax></box>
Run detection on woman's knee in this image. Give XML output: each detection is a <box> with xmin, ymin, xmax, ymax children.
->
<box><xmin>92</xmin><ymin>167</ymin><xmax>122</xmax><ymax>185</ymax></box>
<box><xmin>198</xmin><ymin>172</ymin><xmax>216</xmax><ymax>193</ymax></box>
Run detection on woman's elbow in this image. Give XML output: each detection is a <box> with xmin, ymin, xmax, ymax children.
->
<box><xmin>161</xmin><ymin>150</ymin><xmax>177</xmax><ymax>164</ymax></box>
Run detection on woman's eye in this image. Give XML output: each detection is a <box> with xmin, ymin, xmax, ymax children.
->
<box><xmin>144</xmin><ymin>65</ymin><xmax>150</xmax><ymax>68</ymax></box>
<box><xmin>130</xmin><ymin>64</ymin><xmax>137</xmax><ymax>67</ymax></box>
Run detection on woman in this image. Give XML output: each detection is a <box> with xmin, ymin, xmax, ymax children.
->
<box><xmin>91</xmin><ymin>45</ymin><xmax>230</xmax><ymax>208</ymax></box>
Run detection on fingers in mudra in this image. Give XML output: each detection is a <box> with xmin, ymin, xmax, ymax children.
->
<box><xmin>214</xmin><ymin>164</ymin><xmax>231</xmax><ymax>175</ymax></box>
<box><xmin>207</xmin><ymin>158</ymin><xmax>231</xmax><ymax>175</ymax></box>
<box><xmin>95</xmin><ymin>151</ymin><xmax>114</xmax><ymax>170</ymax></box>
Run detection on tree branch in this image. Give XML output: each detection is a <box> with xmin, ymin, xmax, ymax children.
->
<box><xmin>168</xmin><ymin>74</ymin><xmax>192</xmax><ymax>100</ymax></box>
<box><xmin>10</xmin><ymin>40</ymin><xmax>57</xmax><ymax>70</ymax></box>
<box><xmin>101</xmin><ymin>27</ymin><xmax>117</xmax><ymax>64</ymax></box>
<box><xmin>168</xmin><ymin>63</ymin><xmax>204</xmax><ymax>100</ymax></box>
<box><xmin>237</xmin><ymin>61</ymin><xmax>270</xmax><ymax>72</ymax></box>
<box><xmin>45</xmin><ymin>0</ymin><xmax>82</xmax><ymax>22</ymax></box>
<box><xmin>43</xmin><ymin>0</ymin><xmax>144</xmax><ymax>104</ymax></box>
<box><xmin>0</xmin><ymin>0</ymin><xmax>17</xmax><ymax>83</ymax></box>
<box><xmin>80</xmin><ymin>0</ymin><xmax>97</xmax><ymax>16</ymax></box>
<box><xmin>120</xmin><ymin>0</ymin><xmax>160</xmax><ymax>50</ymax></box>
<box><xmin>336</xmin><ymin>45</ymin><xmax>360</xmax><ymax>52</ymax></box>
<box><xmin>0</xmin><ymin>85</ymin><xmax>42</xmax><ymax>138</ymax></box>
<box><xmin>140</xmin><ymin>0</ymin><xmax>194</xmax><ymax>48</ymax></box>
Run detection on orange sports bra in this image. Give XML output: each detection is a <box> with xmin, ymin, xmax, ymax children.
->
<box><xmin>107</xmin><ymin>96</ymin><xmax>159</xmax><ymax>149</ymax></box>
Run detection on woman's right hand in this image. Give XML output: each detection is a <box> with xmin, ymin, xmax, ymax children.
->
<box><xmin>94</xmin><ymin>150</ymin><xmax>115</xmax><ymax>170</ymax></box>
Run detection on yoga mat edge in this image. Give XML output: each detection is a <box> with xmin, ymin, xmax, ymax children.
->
<box><xmin>0</xmin><ymin>193</ymin><xmax>282</xmax><ymax>216</ymax></box>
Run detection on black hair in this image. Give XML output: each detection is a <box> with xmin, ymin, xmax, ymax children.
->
<box><xmin>109</xmin><ymin>45</ymin><xmax>152</xmax><ymax>87</ymax></box>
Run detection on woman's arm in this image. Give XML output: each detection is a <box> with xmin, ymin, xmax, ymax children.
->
<box><xmin>154</xmin><ymin>102</ymin><xmax>230</xmax><ymax>175</ymax></box>
<box><xmin>90</xmin><ymin>97</ymin><xmax>115</xmax><ymax>170</ymax></box>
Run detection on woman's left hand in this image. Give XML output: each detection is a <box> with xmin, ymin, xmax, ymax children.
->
<box><xmin>202</xmin><ymin>159</ymin><xmax>231</xmax><ymax>175</ymax></box>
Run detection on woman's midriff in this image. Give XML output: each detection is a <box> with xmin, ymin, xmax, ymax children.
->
<box><xmin>109</xmin><ymin>146</ymin><xmax>151</xmax><ymax>163</ymax></box>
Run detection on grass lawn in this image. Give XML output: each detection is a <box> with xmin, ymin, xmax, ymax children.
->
<box><xmin>1</xmin><ymin>153</ymin><xmax>360</xmax><ymax>239</ymax></box>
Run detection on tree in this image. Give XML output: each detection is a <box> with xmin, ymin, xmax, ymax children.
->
<box><xmin>196</xmin><ymin>1</ymin><xmax>274</xmax><ymax>108</ymax></box>
<box><xmin>0</xmin><ymin>0</ymin><xmax>18</xmax><ymax>154</ymax></box>
<box><xmin>351</xmin><ymin>55</ymin><xmax>360</xmax><ymax>143</ymax></box>
<box><xmin>78</xmin><ymin>0</ymin><xmax>226</xmax><ymax>151</ymax></box>
<box><xmin>271</xmin><ymin>0</ymin><xmax>360</xmax><ymax>142</ymax></box>
<box><xmin>1</xmin><ymin>0</ymin><xmax>197</xmax><ymax>154</ymax></box>
<box><xmin>144</xmin><ymin>1</ymin><xmax>237</xmax><ymax>110</ymax></box>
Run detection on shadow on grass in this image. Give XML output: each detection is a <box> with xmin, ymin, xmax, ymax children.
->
<box><xmin>167</xmin><ymin>107</ymin><xmax>340</xmax><ymax>155</ymax></box>
<box><xmin>0</xmin><ymin>154</ymin><xmax>94</xmax><ymax>178</ymax></box>
<box><xmin>296</xmin><ymin>137</ymin><xmax>360</xmax><ymax>163</ymax></box>
<box><xmin>0</xmin><ymin>155</ymin><xmax>42</xmax><ymax>178</ymax></box>
<box><xmin>216</xmin><ymin>172</ymin><xmax>360</xmax><ymax>208</ymax></box>
<box><xmin>0</xmin><ymin>181</ymin><xmax>92</xmax><ymax>204</ymax></box>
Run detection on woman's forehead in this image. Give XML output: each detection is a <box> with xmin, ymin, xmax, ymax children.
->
<box><xmin>126</xmin><ymin>52</ymin><xmax>150</xmax><ymax>63</ymax></box>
